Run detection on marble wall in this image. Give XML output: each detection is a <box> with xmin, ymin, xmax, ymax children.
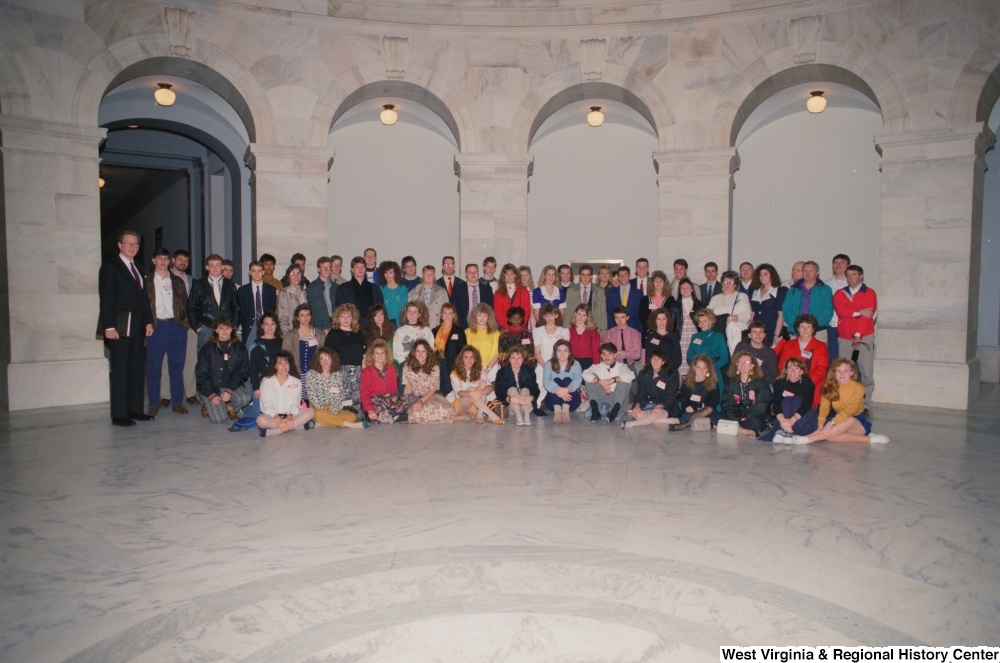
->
<box><xmin>1</xmin><ymin>0</ymin><xmax>999</xmax><ymax>409</ymax></box>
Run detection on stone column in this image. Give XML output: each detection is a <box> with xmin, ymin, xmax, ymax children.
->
<box><xmin>455</xmin><ymin>154</ymin><xmax>532</xmax><ymax>268</ymax></box>
<box><xmin>653</xmin><ymin>148</ymin><xmax>739</xmax><ymax>280</ymax></box>
<box><xmin>874</xmin><ymin>124</ymin><xmax>994</xmax><ymax>409</ymax></box>
<box><xmin>248</xmin><ymin>144</ymin><xmax>333</xmax><ymax>279</ymax></box>
<box><xmin>0</xmin><ymin>116</ymin><xmax>108</xmax><ymax>410</ymax></box>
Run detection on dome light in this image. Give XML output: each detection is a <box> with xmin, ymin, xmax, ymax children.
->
<box><xmin>380</xmin><ymin>104</ymin><xmax>397</xmax><ymax>126</ymax></box>
<box><xmin>587</xmin><ymin>106</ymin><xmax>604</xmax><ymax>127</ymax></box>
<box><xmin>154</xmin><ymin>83</ymin><xmax>176</xmax><ymax>106</ymax></box>
<box><xmin>806</xmin><ymin>91</ymin><xmax>826</xmax><ymax>114</ymax></box>
<box><xmin>98</xmin><ymin>177</ymin><xmax>105</xmax><ymax>188</ymax></box>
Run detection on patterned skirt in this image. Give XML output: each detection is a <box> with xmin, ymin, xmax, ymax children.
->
<box><xmin>340</xmin><ymin>365</ymin><xmax>362</xmax><ymax>407</ymax></box>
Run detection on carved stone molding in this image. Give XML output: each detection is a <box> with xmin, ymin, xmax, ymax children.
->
<box><xmin>381</xmin><ymin>36</ymin><xmax>410</xmax><ymax>80</ymax></box>
<box><xmin>164</xmin><ymin>7</ymin><xmax>196</xmax><ymax>57</ymax></box>
<box><xmin>788</xmin><ymin>15</ymin><xmax>822</xmax><ymax>64</ymax></box>
<box><xmin>579</xmin><ymin>39</ymin><xmax>607</xmax><ymax>82</ymax></box>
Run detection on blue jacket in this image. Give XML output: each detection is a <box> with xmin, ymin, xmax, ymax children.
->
<box><xmin>235</xmin><ymin>281</ymin><xmax>276</xmax><ymax>339</ymax></box>
<box><xmin>782</xmin><ymin>279</ymin><xmax>834</xmax><ymax>332</ymax></box>
<box><xmin>606</xmin><ymin>284</ymin><xmax>642</xmax><ymax>332</ymax></box>
<box><xmin>305</xmin><ymin>278</ymin><xmax>338</xmax><ymax>331</ymax></box>
<box><xmin>543</xmin><ymin>361</ymin><xmax>583</xmax><ymax>392</ymax></box>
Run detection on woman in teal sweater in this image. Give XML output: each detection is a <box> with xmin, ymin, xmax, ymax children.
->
<box><xmin>379</xmin><ymin>260</ymin><xmax>410</xmax><ymax>326</ymax></box>
<box><xmin>686</xmin><ymin>309</ymin><xmax>729</xmax><ymax>399</ymax></box>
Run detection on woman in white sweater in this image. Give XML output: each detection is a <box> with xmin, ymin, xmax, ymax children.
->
<box><xmin>708</xmin><ymin>270</ymin><xmax>753</xmax><ymax>354</ymax></box>
<box><xmin>392</xmin><ymin>301</ymin><xmax>434</xmax><ymax>364</ymax></box>
<box><xmin>255</xmin><ymin>350</ymin><xmax>315</xmax><ymax>437</ymax></box>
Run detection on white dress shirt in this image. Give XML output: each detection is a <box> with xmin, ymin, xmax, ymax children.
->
<box><xmin>153</xmin><ymin>273</ymin><xmax>174</xmax><ymax>319</ymax></box>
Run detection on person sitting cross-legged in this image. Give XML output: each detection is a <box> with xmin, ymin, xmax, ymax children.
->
<box><xmin>669</xmin><ymin>354</ymin><xmax>720</xmax><ymax>432</ymax></box>
<box><xmin>758</xmin><ymin>357</ymin><xmax>817</xmax><ymax>443</ymax></box>
<box><xmin>543</xmin><ymin>340</ymin><xmax>583</xmax><ymax>424</ymax></box>
<box><xmin>256</xmin><ymin>350</ymin><xmax>316</xmax><ymax>436</ymax></box>
<box><xmin>623</xmin><ymin>348</ymin><xmax>681</xmax><ymax>429</ymax></box>
<box><xmin>582</xmin><ymin>342</ymin><xmax>635</xmax><ymax>424</ymax></box>
<box><xmin>711</xmin><ymin>350</ymin><xmax>773</xmax><ymax>437</ymax></box>
<box><xmin>493</xmin><ymin>345</ymin><xmax>540</xmax><ymax>426</ymax></box>
<box><xmin>305</xmin><ymin>347</ymin><xmax>368</xmax><ymax>429</ymax></box>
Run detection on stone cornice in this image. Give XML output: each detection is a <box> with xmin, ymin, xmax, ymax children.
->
<box><xmin>0</xmin><ymin>115</ymin><xmax>107</xmax><ymax>142</ymax></box>
<box><xmin>875</xmin><ymin>125</ymin><xmax>997</xmax><ymax>164</ymax></box>
<box><xmin>153</xmin><ymin>0</ymin><xmax>877</xmax><ymax>39</ymax></box>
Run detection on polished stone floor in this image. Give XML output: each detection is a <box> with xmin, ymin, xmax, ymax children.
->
<box><xmin>2</xmin><ymin>386</ymin><xmax>999</xmax><ymax>662</ymax></box>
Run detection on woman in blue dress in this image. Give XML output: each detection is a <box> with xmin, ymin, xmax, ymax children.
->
<box><xmin>749</xmin><ymin>263</ymin><xmax>787</xmax><ymax>346</ymax></box>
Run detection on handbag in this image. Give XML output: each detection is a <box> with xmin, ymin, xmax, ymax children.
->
<box><xmin>487</xmin><ymin>399</ymin><xmax>508</xmax><ymax>419</ymax></box>
<box><xmin>712</xmin><ymin>298</ymin><xmax>739</xmax><ymax>334</ymax></box>
<box><xmin>716</xmin><ymin>419</ymin><xmax>740</xmax><ymax>435</ymax></box>
<box><xmin>691</xmin><ymin>418</ymin><xmax>711</xmax><ymax>432</ymax></box>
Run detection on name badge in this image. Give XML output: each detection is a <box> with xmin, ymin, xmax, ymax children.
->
<box><xmin>162</xmin><ymin>284</ymin><xmax>172</xmax><ymax>294</ymax></box>
<box><xmin>222</xmin><ymin>354</ymin><xmax>229</xmax><ymax>361</ymax></box>
<box><xmin>650</xmin><ymin>338</ymin><xmax>660</xmax><ymax>345</ymax></box>
<box><xmin>690</xmin><ymin>394</ymin><xmax>702</xmax><ymax>402</ymax></box>
<box><xmin>693</xmin><ymin>338</ymin><xmax>703</xmax><ymax>345</ymax></box>
<box><xmin>801</xmin><ymin>350</ymin><xmax>812</xmax><ymax>359</ymax></box>
<box><xmin>756</xmin><ymin>357</ymin><xmax>764</xmax><ymax>366</ymax></box>
<box><xmin>451</xmin><ymin>333</ymin><xmax>460</xmax><ymax>340</ymax></box>
<box><xmin>782</xmin><ymin>390</ymin><xmax>794</xmax><ymax>398</ymax></box>
<box><xmin>656</xmin><ymin>380</ymin><xmax>666</xmax><ymax>390</ymax></box>
<box><xmin>330</xmin><ymin>385</ymin><xmax>341</xmax><ymax>393</ymax></box>
<box><xmin>521</xmin><ymin>338</ymin><xmax>531</xmax><ymax>345</ymax></box>
<box><xmin>287</xmin><ymin>383</ymin><xmax>297</xmax><ymax>389</ymax></box>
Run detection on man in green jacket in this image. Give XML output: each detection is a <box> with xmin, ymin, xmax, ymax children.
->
<box><xmin>781</xmin><ymin>260</ymin><xmax>834</xmax><ymax>343</ymax></box>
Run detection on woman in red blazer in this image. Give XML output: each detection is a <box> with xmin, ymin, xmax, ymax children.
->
<box><xmin>493</xmin><ymin>263</ymin><xmax>533</xmax><ymax>331</ymax></box>
<box><xmin>775</xmin><ymin>314</ymin><xmax>829</xmax><ymax>407</ymax></box>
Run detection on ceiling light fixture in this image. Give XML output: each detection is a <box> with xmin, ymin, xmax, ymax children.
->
<box><xmin>587</xmin><ymin>106</ymin><xmax>604</xmax><ymax>127</ymax></box>
<box><xmin>806</xmin><ymin>91</ymin><xmax>826</xmax><ymax>113</ymax></box>
<box><xmin>380</xmin><ymin>104</ymin><xmax>397</xmax><ymax>126</ymax></box>
<box><xmin>128</xmin><ymin>124</ymin><xmax>138</xmax><ymax>128</ymax></box>
<box><xmin>98</xmin><ymin>177</ymin><xmax>105</xmax><ymax>188</ymax></box>
<box><xmin>154</xmin><ymin>83</ymin><xmax>176</xmax><ymax>106</ymax></box>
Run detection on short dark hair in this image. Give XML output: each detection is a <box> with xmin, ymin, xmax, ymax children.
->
<box><xmin>363</xmin><ymin>247</ymin><xmax>377</xmax><ymax>256</ymax></box>
<box><xmin>794</xmin><ymin>314</ymin><xmax>820</xmax><ymax>334</ymax></box>
<box><xmin>249</xmin><ymin>260</ymin><xmax>263</xmax><ymax>270</ymax></box>
<box><xmin>635</xmin><ymin>258</ymin><xmax>649</xmax><ymax>266</ymax></box>
<box><xmin>259</xmin><ymin>253</ymin><xmax>276</xmax><ymax>264</ymax></box>
<box><xmin>803</xmin><ymin>260</ymin><xmax>820</xmax><ymax>270</ymax></box>
<box><xmin>331</xmin><ymin>254</ymin><xmax>343</xmax><ymax>262</ymax></box>
<box><xmin>401</xmin><ymin>255</ymin><xmax>416</xmax><ymax>267</ymax></box>
<box><xmin>483</xmin><ymin>256</ymin><xmax>497</xmax><ymax>266</ymax></box>
<box><xmin>847</xmin><ymin>264</ymin><xmax>865</xmax><ymax>276</ymax></box>
<box><xmin>646</xmin><ymin>346</ymin><xmax>670</xmax><ymax>371</ymax></box>
<box><xmin>172</xmin><ymin>249</ymin><xmax>190</xmax><ymax>259</ymax></box>
<box><xmin>748</xmin><ymin>320</ymin><xmax>766</xmax><ymax>331</ymax></box>
<box><xmin>599</xmin><ymin>342</ymin><xmax>618</xmax><ymax>355</ymax></box>
<box><xmin>617</xmin><ymin>265</ymin><xmax>631</xmax><ymax>275</ymax></box>
<box><xmin>350</xmin><ymin>256</ymin><xmax>365</xmax><ymax>268</ymax></box>
<box><xmin>673</xmin><ymin>259</ymin><xmax>688</xmax><ymax>269</ymax></box>
<box><xmin>578</xmin><ymin>264</ymin><xmax>593</xmax><ymax>275</ymax></box>
<box><xmin>221</xmin><ymin>259</ymin><xmax>234</xmax><ymax>268</ymax></box>
<box><xmin>117</xmin><ymin>229</ymin><xmax>139</xmax><ymax>243</ymax></box>
<box><xmin>558</xmin><ymin>264</ymin><xmax>571</xmax><ymax>272</ymax></box>
<box><xmin>506</xmin><ymin>306</ymin><xmax>526</xmax><ymax>323</ymax></box>
<box><xmin>464</xmin><ymin>263</ymin><xmax>478</xmax><ymax>273</ymax></box>
<box><xmin>290</xmin><ymin>253</ymin><xmax>306</xmax><ymax>264</ymax></box>
<box><xmin>205</xmin><ymin>253</ymin><xmax>223</xmax><ymax>265</ymax></box>
<box><xmin>739</xmin><ymin>261</ymin><xmax>753</xmax><ymax>270</ymax></box>
<box><xmin>613</xmin><ymin>305</ymin><xmax>629</xmax><ymax>317</ymax></box>
<box><xmin>442</xmin><ymin>255</ymin><xmax>455</xmax><ymax>264</ymax></box>
<box><xmin>704</xmin><ymin>261</ymin><xmax>718</xmax><ymax>271</ymax></box>
<box><xmin>151</xmin><ymin>248</ymin><xmax>170</xmax><ymax>258</ymax></box>
<box><xmin>316</xmin><ymin>256</ymin><xmax>331</xmax><ymax>268</ymax></box>
<box><xmin>720</xmin><ymin>270</ymin><xmax>739</xmax><ymax>285</ymax></box>
<box><xmin>833</xmin><ymin>254</ymin><xmax>851</xmax><ymax>264</ymax></box>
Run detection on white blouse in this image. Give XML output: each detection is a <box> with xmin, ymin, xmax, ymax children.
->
<box><xmin>532</xmin><ymin>325</ymin><xmax>570</xmax><ymax>362</ymax></box>
<box><xmin>259</xmin><ymin>375</ymin><xmax>303</xmax><ymax>416</ymax></box>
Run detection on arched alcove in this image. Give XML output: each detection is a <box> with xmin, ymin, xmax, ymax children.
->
<box><xmin>330</xmin><ymin>81</ymin><xmax>461</xmax><ymax>150</ymax></box>
<box><xmin>731</xmin><ymin>80</ymin><xmax>883</xmax><ymax>287</ymax></box>
<box><xmin>99</xmin><ymin>74</ymin><xmax>253</xmax><ymax>278</ymax></box>
<box><xmin>527</xmin><ymin>98</ymin><xmax>658</xmax><ymax>273</ymax></box>
<box><xmin>328</xmin><ymin>92</ymin><xmax>460</xmax><ymax>266</ymax></box>
<box><xmin>528</xmin><ymin>82</ymin><xmax>658</xmax><ymax>148</ymax></box>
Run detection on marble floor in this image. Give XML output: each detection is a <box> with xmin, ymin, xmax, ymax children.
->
<box><xmin>2</xmin><ymin>386</ymin><xmax>999</xmax><ymax>662</ymax></box>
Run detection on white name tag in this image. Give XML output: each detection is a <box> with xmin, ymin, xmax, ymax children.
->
<box><xmin>801</xmin><ymin>350</ymin><xmax>812</xmax><ymax>359</ymax></box>
<box><xmin>162</xmin><ymin>284</ymin><xmax>172</xmax><ymax>295</ymax></box>
<box><xmin>287</xmin><ymin>383</ymin><xmax>297</xmax><ymax>389</ymax></box>
<box><xmin>451</xmin><ymin>333</ymin><xmax>460</xmax><ymax>340</ymax></box>
<box><xmin>693</xmin><ymin>338</ymin><xmax>703</xmax><ymax>345</ymax></box>
<box><xmin>690</xmin><ymin>394</ymin><xmax>702</xmax><ymax>402</ymax></box>
<box><xmin>656</xmin><ymin>380</ymin><xmax>666</xmax><ymax>390</ymax></box>
<box><xmin>307</xmin><ymin>338</ymin><xmax>318</xmax><ymax>347</ymax></box>
<box><xmin>756</xmin><ymin>357</ymin><xmax>763</xmax><ymax>366</ymax></box>
<box><xmin>650</xmin><ymin>338</ymin><xmax>660</xmax><ymax>345</ymax></box>
<box><xmin>782</xmin><ymin>390</ymin><xmax>794</xmax><ymax>398</ymax></box>
<box><xmin>521</xmin><ymin>338</ymin><xmax>531</xmax><ymax>345</ymax></box>
<box><xmin>330</xmin><ymin>385</ymin><xmax>341</xmax><ymax>393</ymax></box>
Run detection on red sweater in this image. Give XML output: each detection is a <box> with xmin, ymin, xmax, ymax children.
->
<box><xmin>569</xmin><ymin>327</ymin><xmax>601</xmax><ymax>364</ymax></box>
<box><xmin>775</xmin><ymin>336</ymin><xmax>829</xmax><ymax>407</ymax></box>
<box><xmin>360</xmin><ymin>364</ymin><xmax>398</xmax><ymax>412</ymax></box>
<box><xmin>833</xmin><ymin>284</ymin><xmax>877</xmax><ymax>339</ymax></box>
<box><xmin>493</xmin><ymin>286</ymin><xmax>533</xmax><ymax>331</ymax></box>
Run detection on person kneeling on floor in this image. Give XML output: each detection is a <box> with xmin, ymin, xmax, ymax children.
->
<box><xmin>196</xmin><ymin>315</ymin><xmax>252</xmax><ymax>424</ymax></box>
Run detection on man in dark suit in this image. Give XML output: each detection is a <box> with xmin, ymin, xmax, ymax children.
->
<box><xmin>606</xmin><ymin>265</ymin><xmax>642</xmax><ymax>332</ymax></box>
<box><xmin>436</xmin><ymin>255</ymin><xmax>466</xmax><ymax>302</ymax></box>
<box><xmin>306</xmin><ymin>256</ymin><xmax>337</xmax><ymax>332</ymax></box>
<box><xmin>98</xmin><ymin>230</ymin><xmax>155</xmax><ymax>427</ymax></box>
<box><xmin>629</xmin><ymin>258</ymin><xmax>650</xmax><ymax>296</ymax></box>
<box><xmin>187</xmin><ymin>253</ymin><xmax>241</xmax><ymax>350</ymax></box>
<box><xmin>450</xmin><ymin>263</ymin><xmax>494</xmax><ymax>328</ymax></box>
<box><xmin>700</xmin><ymin>262</ymin><xmax>720</xmax><ymax>302</ymax></box>
<box><xmin>563</xmin><ymin>264</ymin><xmax>608</xmax><ymax>335</ymax></box>
<box><xmin>236</xmin><ymin>260</ymin><xmax>276</xmax><ymax>348</ymax></box>
<box><xmin>334</xmin><ymin>255</ymin><xmax>384</xmax><ymax>325</ymax></box>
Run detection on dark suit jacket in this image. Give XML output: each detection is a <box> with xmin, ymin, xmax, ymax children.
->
<box><xmin>187</xmin><ymin>276</ymin><xmax>241</xmax><ymax>331</ymax></box>
<box><xmin>333</xmin><ymin>276</ymin><xmax>384</xmax><ymax>322</ymax></box>
<box><xmin>146</xmin><ymin>271</ymin><xmax>189</xmax><ymax>329</ymax></box>
<box><xmin>700</xmin><ymin>281</ymin><xmax>720</xmax><ymax>302</ymax></box>
<box><xmin>450</xmin><ymin>281</ymin><xmax>494</xmax><ymax>328</ymax></box>
<box><xmin>605</xmin><ymin>285</ymin><xmax>642</xmax><ymax>332</ymax></box>
<box><xmin>436</xmin><ymin>275</ymin><xmax>467</xmax><ymax>301</ymax></box>
<box><xmin>236</xmin><ymin>281</ymin><xmax>277</xmax><ymax>337</ymax></box>
<box><xmin>98</xmin><ymin>257</ymin><xmax>154</xmax><ymax>337</ymax></box>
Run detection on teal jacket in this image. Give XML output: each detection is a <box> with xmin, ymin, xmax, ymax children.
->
<box><xmin>686</xmin><ymin>329</ymin><xmax>729</xmax><ymax>393</ymax></box>
<box><xmin>782</xmin><ymin>280</ymin><xmax>834</xmax><ymax>332</ymax></box>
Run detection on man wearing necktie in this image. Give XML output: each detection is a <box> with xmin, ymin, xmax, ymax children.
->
<box><xmin>436</xmin><ymin>256</ymin><xmax>466</xmax><ymax>303</ymax></box>
<box><xmin>607</xmin><ymin>265</ymin><xmax>642</xmax><ymax>332</ymax></box>
<box><xmin>98</xmin><ymin>230</ymin><xmax>155</xmax><ymax>427</ymax></box>
<box><xmin>563</xmin><ymin>264</ymin><xmax>608</xmax><ymax>335</ymax></box>
<box><xmin>630</xmin><ymin>258</ymin><xmax>649</xmax><ymax>295</ymax></box>
<box><xmin>700</xmin><ymin>262</ymin><xmax>719</xmax><ymax>303</ymax></box>
<box><xmin>237</xmin><ymin>261</ymin><xmax>277</xmax><ymax>348</ymax></box>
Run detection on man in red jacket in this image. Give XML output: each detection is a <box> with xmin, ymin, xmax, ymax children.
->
<box><xmin>833</xmin><ymin>265</ymin><xmax>877</xmax><ymax>409</ymax></box>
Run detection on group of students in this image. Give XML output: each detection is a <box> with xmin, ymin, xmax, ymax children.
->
<box><xmin>119</xmin><ymin>237</ymin><xmax>883</xmax><ymax>444</ymax></box>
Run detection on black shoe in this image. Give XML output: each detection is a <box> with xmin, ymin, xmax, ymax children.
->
<box><xmin>532</xmin><ymin>407</ymin><xmax>548</xmax><ymax>417</ymax></box>
<box><xmin>112</xmin><ymin>417</ymin><xmax>136</xmax><ymax>427</ymax></box>
<box><xmin>303</xmin><ymin>421</ymin><xmax>316</xmax><ymax>431</ymax></box>
<box><xmin>607</xmin><ymin>403</ymin><xmax>621</xmax><ymax>424</ymax></box>
<box><xmin>343</xmin><ymin>406</ymin><xmax>359</xmax><ymax>415</ymax></box>
<box><xmin>396</xmin><ymin>412</ymin><xmax>408</xmax><ymax>423</ymax></box>
<box><xmin>590</xmin><ymin>400</ymin><xmax>601</xmax><ymax>422</ymax></box>
<box><xmin>129</xmin><ymin>412</ymin><xmax>155</xmax><ymax>421</ymax></box>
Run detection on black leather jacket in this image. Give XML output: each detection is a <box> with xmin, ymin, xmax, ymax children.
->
<box><xmin>187</xmin><ymin>276</ymin><xmax>242</xmax><ymax>331</ymax></box>
<box><xmin>196</xmin><ymin>340</ymin><xmax>250</xmax><ymax>397</ymax></box>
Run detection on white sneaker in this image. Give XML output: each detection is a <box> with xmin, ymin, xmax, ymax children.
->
<box><xmin>772</xmin><ymin>433</ymin><xmax>792</xmax><ymax>444</ymax></box>
<box><xmin>790</xmin><ymin>435</ymin><xmax>812</xmax><ymax>445</ymax></box>
<box><xmin>869</xmin><ymin>434</ymin><xmax>889</xmax><ymax>444</ymax></box>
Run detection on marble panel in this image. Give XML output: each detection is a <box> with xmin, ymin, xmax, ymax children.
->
<box><xmin>980</xmin><ymin>347</ymin><xmax>1000</xmax><ymax>383</ymax></box>
<box><xmin>5</xmin><ymin>357</ymin><xmax>109</xmax><ymax>410</ymax></box>
<box><xmin>873</xmin><ymin>357</ymin><xmax>977</xmax><ymax>408</ymax></box>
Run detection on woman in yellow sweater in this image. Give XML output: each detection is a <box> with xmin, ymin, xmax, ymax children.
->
<box><xmin>786</xmin><ymin>357</ymin><xmax>888</xmax><ymax>444</ymax></box>
<box><xmin>465</xmin><ymin>303</ymin><xmax>501</xmax><ymax>383</ymax></box>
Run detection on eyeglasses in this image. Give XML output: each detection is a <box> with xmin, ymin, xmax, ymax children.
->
<box><xmin>120</xmin><ymin>241</ymin><xmax>139</xmax><ymax>247</ymax></box>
